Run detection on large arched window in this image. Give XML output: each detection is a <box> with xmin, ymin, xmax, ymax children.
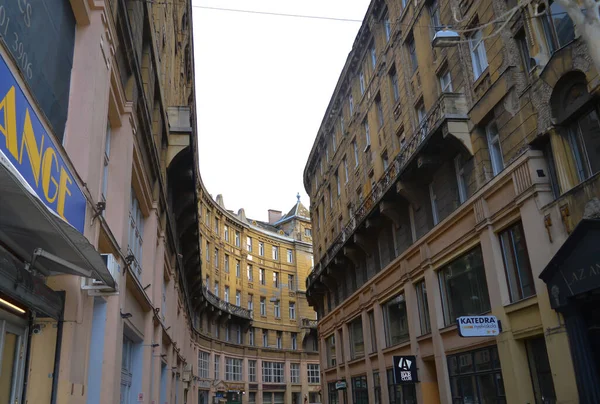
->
<box><xmin>551</xmin><ymin>72</ymin><xmax>600</xmax><ymax>183</ymax></box>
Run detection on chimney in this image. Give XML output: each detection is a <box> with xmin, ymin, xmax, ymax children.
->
<box><xmin>268</xmin><ymin>210</ymin><xmax>282</xmax><ymax>224</ymax></box>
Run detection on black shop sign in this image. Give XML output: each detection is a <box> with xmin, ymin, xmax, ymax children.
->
<box><xmin>393</xmin><ymin>355</ymin><xmax>418</xmax><ymax>384</ymax></box>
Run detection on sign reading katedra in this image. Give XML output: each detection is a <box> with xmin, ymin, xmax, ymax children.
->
<box><xmin>457</xmin><ymin>315</ymin><xmax>501</xmax><ymax>337</ymax></box>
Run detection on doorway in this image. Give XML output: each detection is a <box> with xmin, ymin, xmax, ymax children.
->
<box><xmin>581</xmin><ymin>294</ymin><xmax>600</xmax><ymax>376</ymax></box>
<box><xmin>0</xmin><ymin>313</ymin><xmax>28</xmax><ymax>404</ymax></box>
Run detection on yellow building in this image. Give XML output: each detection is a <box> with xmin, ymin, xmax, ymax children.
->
<box><xmin>303</xmin><ymin>0</ymin><xmax>599</xmax><ymax>403</ymax></box>
<box><xmin>195</xmin><ymin>186</ymin><xmax>320</xmax><ymax>404</ymax></box>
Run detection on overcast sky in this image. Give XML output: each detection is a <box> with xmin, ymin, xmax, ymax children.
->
<box><xmin>192</xmin><ymin>0</ymin><xmax>370</xmax><ymax>221</ymax></box>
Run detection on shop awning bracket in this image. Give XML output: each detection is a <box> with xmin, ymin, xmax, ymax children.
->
<box><xmin>25</xmin><ymin>248</ymin><xmax>93</xmax><ymax>278</ymax></box>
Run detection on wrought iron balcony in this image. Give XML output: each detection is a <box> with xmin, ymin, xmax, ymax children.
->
<box><xmin>202</xmin><ymin>284</ymin><xmax>253</xmax><ymax>320</ymax></box>
<box><xmin>308</xmin><ymin>92</ymin><xmax>469</xmax><ymax>288</ymax></box>
<box><xmin>301</xmin><ymin>318</ymin><xmax>318</xmax><ymax>329</ymax></box>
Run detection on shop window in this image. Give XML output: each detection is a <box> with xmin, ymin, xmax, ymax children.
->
<box><xmin>499</xmin><ymin>222</ymin><xmax>535</xmax><ymax>302</ymax></box>
<box><xmin>349</xmin><ymin>317</ymin><xmax>365</xmax><ymax>359</ymax></box>
<box><xmin>439</xmin><ymin>246</ymin><xmax>491</xmax><ymax>326</ymax></box>
<box><xmin>526</xmin><ymin>337</ymin><xmax>557</xmax><ymax>403</ymax></box>
<box><xmin>386</xmin><ymin>368</ymin><xmax>417</xmax><ymax>404</ymax></box>
<box><xmin>383</xmin><ymin>293</ymin><xmax>410</xmax><ymax>346</ymax></box>
<box><xmin>328</xmin><ymin>382</ymin><xmax>339</xmax><ymax>404</ymax></box>
<box><xmin>249</xmin><ymin>392</ymin><xmax>256</xmax><ymax>404</ymax></box>
<box><xmin>447</xmin><ymin>346</ymin><xmax>505</xmax><ymax>403</ymax></box>
<box><xmin>352</xmin><ymin>375</ymin><xmax>369</xmax><ymax>404</ymax></box>
<box><xmin>326</xmin><ymin>334</ymin><xmax>337</xmax><ymax>367</ymax></box>
<box><xmin>415</xmin><ymin>280</ymin><xmax>431</xmax><ymax>335</ymax></box>
<box><xmin>373</xmin><ymin>371</ymin><xmax>382</xmax><ymax>404</ymax></box>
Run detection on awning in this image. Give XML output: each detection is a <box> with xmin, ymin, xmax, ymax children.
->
<box><xmin>0</xmin><ymin>154</ymin><xmax>116</xmax><ymax>289</ymax></box>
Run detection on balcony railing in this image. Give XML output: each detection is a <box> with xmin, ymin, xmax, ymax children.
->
<box><xmin>308</xmin><ymin>93</ymin><xmax>468</xmax><ymax>287</ymax></box>
<box><xmin>202</xmin><ymin>284</ymin><xmax>253</xmax><ymax>320</ymax></box>
<box><xmin>301</xmin><ymin>318</ymin><xmax>318</xmax><ymax>329</ymax></box>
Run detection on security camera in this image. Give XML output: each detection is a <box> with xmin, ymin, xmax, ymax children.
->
<box><xmin>32</xmin><ymin>324</ymin><xmax>42</xmax><ymax>335</ymax></box>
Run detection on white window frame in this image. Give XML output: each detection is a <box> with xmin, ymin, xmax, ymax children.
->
<box><xmin>236</xmin><ymin>260</ymin><xmax>241</xmax><ymax>278</ymax></box>
<box><xmin>485</xmin><ymin>121</ymin><xmax>504</xmax><ymax>176</ymax></box>
<box><xmin>289</xmin><ymin>302</ymin><xmax>296</xmax><ymax>320</ymax></box>
<box><xmin>288</xmin><ymin>274</ymin><xmax>295</xmax><ymax>291</ymax></box>
<box><xmin>385</xmin><ymin>15</ymin><xmax>391</xmax><ymax>42</ymax></box>
<box><xmin>246</xmin><ymin>236</ymin><xmax>252</xmax><ymax>252</ymax></box>
<box><xmin>469</xmin><ymin>30</ymin><xmax>489</xmax><ymax>81</ymax></box>
<box><xmin>247</xmin><ymin>264</ymin><xmax>253</xmax><ymax>281</ymax></box>
<box><xmin>236</xmin><ymin>290</ymin><xmax>241</xmax><ymax>306</ymax></box>
<box><xmin>262</xmin><ymin>330</ymin><xmax>268</xmax><ymax>347</ymax></box>
<box><xmin>259</xmin><ymin>242</ymin><xmax>265</xmax><ymax>256</ymax></box>
<box><xmin>249</xmin><ymin>328</ymin><xmax>255</xmax><ymax>346</ymax></box>
<box><xmin>273</xmin><ymin>271</ymin><xmax>280</xmax><ymax>288</ymax></box>
<box><xmin>262</xmin><ymin>362</ymin><xmax>285</xmax><ymax>383</ymax></box>
<box><xmin>287</xmin><ymin>249</ymin><xmax>293</xmax><ymax>263</ymax></box>
<box><xmin>224</xmin><ymin>225</ymin><xmax>229</xmax><ymax>241</ymax></box>
<box><xmin>308</xmin><ymin>364</ymin><xmax>321</xmax><ymax>384</ymax></box>
<box><xmin>291</xmin><ymin>333</ymin><xmax>297</xmax><ymax>350</ymax></box>
<box><xmin>349</xmin><ymin>93</ymin><xmax>354</xmax><ymax>115</ymax></box>
<box><xmin>235</xmin><ymin>231</ymin><xmax>240</xmax><ymax>247</ymax></box>
<box><xmin>364</xmin><ymin>120</ymin><xmax>371</xmax><ymax>148</ymax></box>
<box><xmin>260</xmin><ymin>297</ymin><xmax>266</xmax><ymax>316</ymax></box>
<box><xmin>101</xmin><ymin>122</ymin><xmax>111</xmax><ymax>204</ymax></box>
<box><xmin>214</xmin><ymin>355</ymin><xmax>220</xmax><ymax>380</ymax></box>
<box><xmin>343</xmin><ymin>157</ymin><xmax>349</xmax><ymax>183</ymax></box>
<box><xmin>248</xmin><ymin>295</ymin><xmax>254</xmax><ymax>312</ymax></box>
<box><xmin>274</xmin><ymin>300</ymin><xmax>281</xmax><ymax>318</ymax></box>
<box><xmin>353</xmin><ymin>141</ymin><xmax>359</xmax><ymax>167</ymax></box>
<box><xmin>272</xmin><ymin>246</ymin><xmax>279</xmax><ymax>260</ymax></box>
<box><xmin>128</xmin><ymin>190</ymin><xmax>144</xmax><ymax>277</ymax></box>
<box><xmin>370</xmin><ymin>45</ymin><xmax>377</xmax><ymax>68</ymax></box>
<box><xmin>290</xmin><ymin>363</ymin><xmax>300</xmax><ymax>384</ymax></box>
<box><xmin>359</xmin><ymin>71</ymin><xmax>366</xmax><ymax>95</ymax></box>
<box><xmin>224</xmin><ymin>254</ymin><xmax>229</xmax><ymax>272</ymax></box>
<box><xmin>214</xmin><ymin>281</ymin><xmax>219</xmax><ymax>297</ymax></box>
<box><xmin>248</xmin><ymin>360</ymin><xmax>257</xmax><ymax>381</ymax></box>
<box><xmin>429</xmin><ymin>183</ymin><xmax>439</xmax><ymax>225</ymax></box>
<box><xmin>224</xmin><ymin>286</ymin><xmax>230</xmax><ymax>303</ymax></box>
<box><xmin>454</xmin><ymin>155</ymin><xmax>467</xmax><ymax>203</ymax></box>
<box><xmin>260</xmin><ymin>268</ymin><xmax>265</xmax><ymax>285</ymax></box>
<box><xmin>276</xmin><ymin>332</ymin><xmax>282</xmax><ymax>349</ymax></box>
<box><xmin>440</xmin><ymin>70</ymin><xmax>453</xmax><ymax>93</ymax></box>
<box><xmin>198</xmin><ymin>351</ymin><xmax>210</xmax><ymax>379</ymax></box>
<box><xmin>214</xmin><ymin>248</ymin><xmax>219</xmax><ymax>269</ymax></box>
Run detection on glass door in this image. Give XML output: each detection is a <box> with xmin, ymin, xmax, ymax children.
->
<box><xmin>0</xmin><ymin>320</ymin><xmax>28</xmax><ymax>404</ymax></box>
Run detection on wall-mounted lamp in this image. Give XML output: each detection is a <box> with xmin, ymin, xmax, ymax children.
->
<box><xmin>120</xmin><ymin>311</ymin><xmax>133</xmax><ymax>319</ymax></box>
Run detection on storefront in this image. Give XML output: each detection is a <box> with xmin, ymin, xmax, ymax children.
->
<box><xmin>540</xmin><ymin>219</ymin><xmax>600</xmax><ymax>402</ymax></box>
<box><xmin>0</xmin><ymin>2</ymin><xmax>115</xmax><ymax>401</ymax></box>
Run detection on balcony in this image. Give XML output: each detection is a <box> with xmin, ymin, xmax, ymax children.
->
<box><xmin>202</xmin><ymin>284</ymin><xmax>253</xmax><ymax>321</ymax></box>
<box><xmin>307</xmin><ymin>93</ymin><xmax>471</xmax><ymax>293</ymax></box>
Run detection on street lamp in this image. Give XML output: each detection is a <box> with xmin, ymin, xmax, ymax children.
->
<box><xmin>432</xmin><ymin>29</ymin><xmax>460</xmax><ymax>48</ymax></box>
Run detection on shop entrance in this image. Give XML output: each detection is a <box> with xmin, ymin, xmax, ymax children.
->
<box><xmin>0</xmin><ymin>311</ymin><xmax>28</xmax><ymax>404</ymax></box>
<box><xmin>581</xmin><ymin>293</ymin><xmax>600</xmax><ymax>375</ymax></box>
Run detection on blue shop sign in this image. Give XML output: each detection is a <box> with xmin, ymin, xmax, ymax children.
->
<box><xmin>0</xmin><ymin>54</ymin><xmax>86</xmax><ymax>233</ymax></box>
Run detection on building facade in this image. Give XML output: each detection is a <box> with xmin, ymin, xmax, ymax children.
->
<box><xmin>194</xmin><ymin>189</ymin><xmax>320</xmax><ymax>404</ymax></box>
<box><xmin>304</xmin><ymin>0</ymin><xmax>600</xmax><ymax>403</ymax></box>
<box><xmin>0</xmin><ymin>1</ymin><xmax>202</xmax><ymax>403</ymax></box>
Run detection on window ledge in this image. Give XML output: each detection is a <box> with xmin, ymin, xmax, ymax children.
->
<box><xmin>416</xmin><ymin>332</ymin><xmax>432</xmax><ymax>342</ymax></box>
<box><xmin>368</xmin><ymin>350</ymin><xmax>378</xmax><ymax>359</ymax></box>
<box><xmin>347</xmin><ymin>356</ymin><xmax>365</xmax><ymax>366</ymax></box>
<box><xmin>438</xmin><ymin>324</ymin><xmax>458</xmax><ymax>335</ymax></box>
<box><xmin>381</xmin><ymin>339</ymin><xmax>410</xmax><ymax>354</ymax></box>
<box><xmin>504</xmin><ymin>295</ymin><xmax>538</xmax><ymax>314</ymax></box>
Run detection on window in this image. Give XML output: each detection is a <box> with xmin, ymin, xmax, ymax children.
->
<box><xmin>447</xmin><ymin>347</ymin><xmax>505</xmax><ymax>404</ymax></box>
<box><xmin>368</xmin><ymin>310</ymin><xmax>377</xmax><ymax>353</ymax></box>
<box><xmin>249</xmin><ymin>327</ymin><xmax>255</xmax><ymax>346</ymax></box>
<box><xmin>224</xmin><ymin>286</ymin><xmax>229</xmax><ymax>303</ymax></box>
<box><xmin>235</xmin><ymin>231</ymin><xmax>240</xmax><ymax>247</ymax></box>
<box><xmin>383</xmin><ymin>293</ymin><xmax>409</xmax><ymax>346</ymax></box>
<box><xmin>326</xmin><ymin>146</ymin><xmax>330</xmax><ymax>163</ymax></box>
<box><xmin>387</xmin><ymin>368</ymin><xmax>417</xmax><ymax>404</ymax></box>
<box><xmin>328</xmin><ymin>383</ymin><xmax>339</xmax><ymax>404</ymax></box>
<box><xmin>439</xmin><ymin>246</ymin><xmax>491</xmax><ymax>326</ymax></box>
<box><xmin>214</xmin><ymin>218</ymin><xmax>219</xmax><ymax>235</ymax></box>
<box><xmin>540</xmin><ymin>0</ymin><xmax>574</xmax><ymax>53</ymax></box>
<box><xmin>262</xmin><ymin>329</ymin><xmax>268</xmax><ymax>347</ymax></box>
<box><xmin>259</xmin><ymin>242</ymin><xmax>264</xmax><ymax>256</ymax></box>
<box><xmin>248</xmin><ymin>360</ymin><xmax>257</xmax><ymax>382</ymax></box>
<box><xmin>246</xmin><ymin>236</ymin><xmax>252</xmax><ymax>252</ymax></box>
<box><xmin>128</xmin><ymin>190</ymin><xmax>145</xmax><ymax>276</ymax></box>
<box><xmin>224</xmin><ymin>225</ymin><xmax>229</xmax><ymax>241</ymax></box>
<box><xmin>415</xmin><ymin>280</ymin><xmax>431</xmax><ymax>335</ymax></box>
<box><xmin>259</xmin><ymin>268</ymin><xmax>265</xmax><ymax>285</ymax></box>
<box><xmin>198</xmin><ymin>351</ymin><xmax>210</xmax><ymax>379</ymax></box>
<box><xmin>384</xmin><ymin>13</ymin><xmax>391</xmax><ymax>42</ymax></box>
<box><xmin>288</xmin><ymin>274</ymin><xmax>295</xmax><ymax>291</ymax></box>
<box><xmin>352</xmin><ymin>375</ymin><xmax>368</xmax><ymax>404</ymax></box>
<box><xmin>205</xmin><ymin>210</ymin><xmax>210</xmax><ymax>226</ymax></box>
<box><xmin>260</xmin><ymin>297</ymin><xmax>266</xmax><ymax>316</ymax></box>
<box><xmin>429</xmin><ymin>183</ymin><xmax>439</xmax><ymax>225</ymax></box>
<box><xmin>382</xmin><ymin>152</ymin><xmax>389</xmax><ymax>171</ymax></box>
<box><xmin>363</xmin><ymin>119</ymin><xmax>371</xmax><ymax>148</ymax></box>
<box><xmin>214</xmin><ymin>248</ymin><xmax>219</xmax><ymax>268</ymax></box>
<box><xmin>407</xmin><ymin>34</ymin><xmax>418</xmax><ymax>73</ymax></box>
<box><xmin>328</xmin><ymin>186</ymin><xmax>333</xmax><ymax>210</ymax></box>
<box><xmin>359</xmin><ymin>71</ymin><xmax>366</xmax><ymax>95</ymax></box>
<box><xmin>390</xmin><ymin>66</ymin><xmax>400</xmax><ymax>102</ymax></box>
<box><xmin>272</xmin><ymin>246</ymin><xmax>279</xmax><ymax>260</ymax></box>
<box><xmin>214</xmin><ymin>355</ymin><xmax>220</xmax><ymax>380</ymax></box>
<box><xmin>349</xmin><ymin>317</ymin><xmax>365</xmax><ymax>359</ymax></box>
<box><xmin>326</xmin><ymin>334</ymin><xmax>337</xmax><ymax>367</ymax></box>
<box><xmin>429</xmin><ymin>0</ymin><xmax>441</xmax><ymax>38</ymax></box>
<box><xmin>289</xmin><ymin>302</ymin><xmax>296</xmax><ymax>320</ymax></box>
<box><xmin>248</xmin><ymin>294</ymin><xmax>254</xmax><ymax>312</ymax></box>
<box><xmin>305</xmin><ymin>228</ymin><xmax>312</xmax><ymax>237</ymax></box>
<box><xmin>290</xmin><ymin>363</ymin><xmax>300</xmax><ymax>383</ymax></box>
<box><xmin>353</xmin><ymin>140</ymin><xmax>359</xmax><ymax>167</ymax></box>
<box><xmin>469</xmin><ymin>30</ymin><xmax>488</xmax><ymax>80</ymax></box>
<box><xmin>225</xmin><ymin>357</ymin><xmax>242</xmax><ymax>381</ymax></box>
<box><xmin>516</xmin><ymin>29</ymin><xmax>532</xmax><ymax>73</ymax></box>
<box><xmin>343</xmin><ymin>156</ymin><xmax>349</xmax><ymax>183</ymax></box>
<box><xmin>370</xmin><ymin>43</ymin><xmax>377</xmax><ymax>68</ymax></box>
<box><xmin>276</xmin><ymin>331</ymin><xmax>282</xmax><ymax>348</ymax></box>
<box><xmin>224</xmin><ymin>254</ymin><xmax>229</xmax><ymax>273</ymax></box>
<box><xmin>262</xmin><ymin>362</ymin><xmax>285</xmax><ymax>383</ymax></box>
<box><xmin>274</xmin><ymin>300</ymin><xmax>281</xmax><ymax>318</ymax></box>
<box><xmin>101</xmin><ymin>122</ymin><xmax>111</xmax><ymax>204</ymax></box>
<box><xmin>247</xmin><ymin>265</ymin><xmax>253</xmax><ymax>281</ymax></box>
<box><xmin>526</xmin><ymin>337</ymin><xmax>557</xmax><ymax>403</ymax></box>
<box><xmin>273</xmin><ymin>271</ymin><xmax>280</xmax><ymax>288</ymax></box>
<box><xmin>335</xmin><ymin>172</ymin><xmax>341</xmax><ymax>197</ymax></box>
<box><xmin>205</xmin><ymin>275</ymin><xmax>210</xmax><ymax>289</ymax></box>
<box><xmin>486</xmin><ymin>121</ymin><xmax>504</xmax><ymax>176</ymax></box>
<box><xmin>455</xmin><ymin>154</ymin><xmax>468</xmax><ymax>203</ymax></box>
<box><xmin>373</xmin><ymin>372</ymin><xmax>381</xmax><ymax>404</ymax></box>
<box><xmin>284</xmin><ymin>249</ymin><xmax>292</xmax><ymax>264</ymax></box>
<box><xmin>214</xmin><ymin>281</ymin><xmax>219</xmax><ymax>297</ymax></box>
<box><xmin>376</xmin><ymin>95</ymin><xmax>384</xmax><ymax>128</ymax></box>
<box><xmin>236</xmin><ymin>260</ymin><xmax>241</xmax><ymax>278</ymax></box>
<box><xmin>332</xmin><ymin>130</ymin><xmax>337</xmax><ymax>153</ymax></box>
<box><xmin>349</xmin><ymin>93</ymin><xmax>354</xmax><ymax>115</ymax></box>
<box><xmin>308</xmin><ymin>364</ymin><xmax>321</xmax><ymax>384</ymax></box>
<box><xmin>500</xmin><ymin>222</ymin><xmax>535</xmax><ymax>302</ymax></box>
<box><xmin>235</xmin><ymin>290</ymin><xmax>241</xmax><ymax>306</ymax></box>
<box><xmin>566</xmin><ymin>109</ymin><xmax>600</xmax><ymax>182</ymax></box>
<box><xmin>439</xmin><ymin>70</ymin><xmax>453</xmax><ymax>93</ymax></box>
<box><xmin>291</xmin><ymin>332</ymin><xmax>297</xmax><ymax>350</ymax></box>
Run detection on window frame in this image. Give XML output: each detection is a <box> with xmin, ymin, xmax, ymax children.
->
<box><xmin>499</xmin><ymin>221</ymin><xmax>535</xmax><ymax>302</ymax></box>
<box><xmin>485</xmin><ymin>121</ymin><xmax>504</xmax><ymax>176</ymax></box>
<box><xmin>469</xmin><ymin>29</ymin><xmax>489</xmax><ymax>81</ymax></box>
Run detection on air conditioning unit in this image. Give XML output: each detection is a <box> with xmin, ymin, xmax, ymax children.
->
<box><xmin>82</xmin><ymin>253</ymin><xmax>120</xmax><ymax>293</ymax></box>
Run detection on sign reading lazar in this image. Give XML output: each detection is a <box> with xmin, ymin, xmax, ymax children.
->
<box><xmin>0</xmin><ymin>54</ymin><xmax>86</xmax><ymax>233</ymax></box>
<box><xmin>457</xmin><ymin>315</ymin><xmax>501</xmax><ymax>337</ymax></box>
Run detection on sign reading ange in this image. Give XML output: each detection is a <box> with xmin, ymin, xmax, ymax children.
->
<box><xmin>457</xmin><ymin>315</ymin><xmax>501</xmax><ymax>337</ymax></box>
